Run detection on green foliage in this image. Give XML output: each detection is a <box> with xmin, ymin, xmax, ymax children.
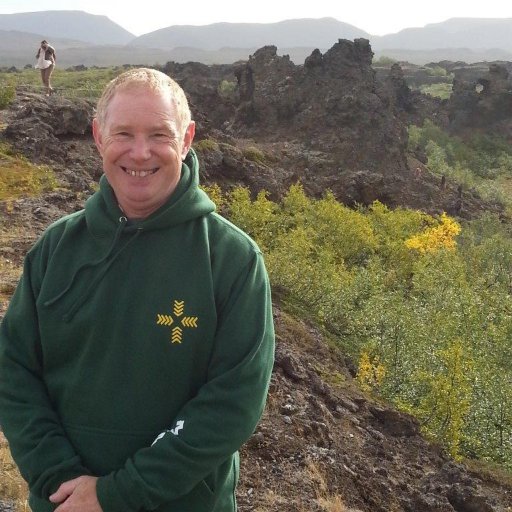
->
<box><xmin>200</xmin><ymin>183</ymin><xmax>224</xmax><ymax>211</ymax></box>
<box><xmin>242</xmin><ymin>146</ymin><xmax>266</xmax><ymax>164</ymax></box>
<box><xmin>228</xmin><ymin>188</ymin><xmax>277</xmax><ymax>247</ymax></box>
<box><xmin>372</xmin><ymin>56</ymin><xmax>397</xmax><ymax>66</ymax></box>
<box><xmin>408</xmin><ymin>120</ymin><xmax>512</xmax><ymax>207</ymax></box>
<box><xmin>356</xmin><ymin>350</ymin><xmax>386</xmax><ymax>392</ymax></box>
<box><xmin>424</xmin><ymin>140</ymin><xmax>450</xmax><ymax>174</ymax></box>
<box><xmin>365</xmin><ymin>201</ymin><xmax>430</xmax><ymax>280</ymax></box>
<box><xmin>313</xmin><ymin>192</ymin><xmax>377</xmax><ymax>265</ymax></box>
<box><xmin>194</xmin><ymin>139</ymin><xmax>220</xmax><ymax>152</ymax></box>
<box><xmin>409</xmin><ymin>120</ymin><xmax>512</xmax><ymax>176</ymax></box>
<box><xmin>407</xmin><ymin>124</ymin><xmax>421</xmax><ymax>150</ymax></box>
<box><xmin>217</xmin><ymin>80</ymin><xmax>237</xmax><ymax>99</ymax></box>
<box><xmin>419</xmin><ymin>83</ymin><xmax>453</xmax><ymax>100</ymax></box>
<box><xmin>424</xmin><ymin>65</ymin><xmax>448</xmax><ymax>77</ymax></box>
<box><xmin>415</xmin><ymin>339</ymin><xmax>474</xmax><ymax>459</ymax></box>
<box><xmin>218</xmin><ymin>183</ymin><xmax>512</xmax><ymax>470</ymax></box>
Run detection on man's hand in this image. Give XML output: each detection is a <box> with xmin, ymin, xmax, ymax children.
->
<box><xmin>50</xmin><ymin>475</ymin><xmax>102</xmax><ymax>512</ymax></box>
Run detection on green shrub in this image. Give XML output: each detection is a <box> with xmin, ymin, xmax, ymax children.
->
<box><xmin>194</xmin><ymin>139</ymin><xmax>220</xmax><ymax>152</ymax></box>
<box><xmin>408</xmin><ymin>120</ymin><xmax>512</xmax><ymax>208</ymax></box>
<box><xmin>424</xmin><ymin>65</ymin><xmax>448</xmax><ymax>77</ymax></box>
<box><xmin>222</xmin><ymin>183</ymin><xmax>512</xmax><ymax>469</ymax></box>
<box><xmin>242</xmin><ymin>146</ymin><xmax>266</xmax><ymax>164</ymax></box>
<box><xmin>373</xmin><ymin>56</ymin><xmax>397</xmax><ymax>66</ymax></box>
<box><xmin>218</xmin><ymin>80</ymin><xmax>237</xmax><ymax>99</ymax></box>
<box><xmin>420</xmin><ymin>83</ymin><xmax>453</xmax><ymax>99</ymax></box>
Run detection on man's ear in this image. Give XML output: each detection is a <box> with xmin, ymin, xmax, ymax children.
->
<box><xmin>181</xmin><ymin>121</ymin><xmax>196</xmax><ymax>159</ymax></box>
<box><xmin>92</xmin><ymin>118</ymin><xmax>104</xmax><ymax>156</ymax></box>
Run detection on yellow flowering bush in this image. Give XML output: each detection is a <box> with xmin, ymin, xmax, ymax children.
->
<box><xmin>405</xmin><ymin>213</ymin><xmax>461</xmax><ymax>254</ymax></box>
<box><xmin>356</xmin><ymin>351</ymin><xmax>386</xmax><ymax>392</ymax></box>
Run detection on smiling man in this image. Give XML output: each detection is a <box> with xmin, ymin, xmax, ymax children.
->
<box><xmin>0</xmin><ymin>68</ymin><xmax>275</xmax><ymax>512</ymax></box>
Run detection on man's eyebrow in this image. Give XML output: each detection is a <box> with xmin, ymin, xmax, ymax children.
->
<box><xmin>109</xmin><ymin>123</ymin><xmax>176</xmax><ymax>133</ymax></box>
<box><xmin>152</xmin><ymin>125</ymin><xmax>176</xmax><ymax>133</ymax></box>
<box><xmin>109</xmin><ymin>124</ymin><xmax>132</xmax><ymax>132</ymax></box>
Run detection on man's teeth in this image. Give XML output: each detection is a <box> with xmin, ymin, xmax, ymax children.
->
<box><xmin>123</xmin><ymin>167</ymin><xmax>158</xmax><ymax>177</ymax></box>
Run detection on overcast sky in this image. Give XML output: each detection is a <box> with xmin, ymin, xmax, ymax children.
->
<box><xmin>0</xmin><ymin>0</ymin><xmax>510</xmax><ymax>36</ymax></box>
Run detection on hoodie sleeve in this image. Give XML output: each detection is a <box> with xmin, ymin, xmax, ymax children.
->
<box><xmin>0</xmin><ymin>250</ymin><xmax>90</xmax><ymax>500</ymax></box>
<box><xmin>96</xmin><ymin>250</ymin><xmax>275</xmax><ymax>511</ymax></box>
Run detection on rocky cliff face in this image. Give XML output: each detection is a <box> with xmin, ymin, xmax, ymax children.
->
<box><xmin>162</xmin><ymin>40</ymin><xmax>502</xmax><ymax>218</ymax></box>
<box><xmin>448</xmin><ymin>63</ymin><xmax>512</xmax><ymax>138</ymax></box>
<box><xmin>230</xmin><ymin>40</ymin><xmax>410</xmax><ymax>205</ymax></box>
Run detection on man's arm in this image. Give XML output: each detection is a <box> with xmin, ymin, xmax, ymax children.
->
<box><xmin>0</xmin><ymin>253</ymin><xmax>90</xmax><ymax>500</ymax></box>
<box><xmin>94</xmin><ymin>250</ymin><xmax>275</xmax><ymax>511</ymax></box>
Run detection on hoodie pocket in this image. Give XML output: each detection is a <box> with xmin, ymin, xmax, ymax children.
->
<box><xmin>64</xmin><ymin>423</ymin><xmax>155</xmax><ymax>475</ymax></box>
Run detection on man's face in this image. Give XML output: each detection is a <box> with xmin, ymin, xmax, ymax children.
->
<box><xmin>92</xmin><ymin>88</ymin><xmax>195</xmax><ymax>219</ymax></box>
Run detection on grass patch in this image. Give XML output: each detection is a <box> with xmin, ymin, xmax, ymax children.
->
<box><xmin>275</xmin><ymin>309</ymin><xmax>317</xmax><ymax>351</ymax></box>
<box><xmin>315</xmin><ymin>366</ymin><xmax>347</xmax><ymax>388</ymax></box>
<box><xmin>0</xmin><ymin>255</ymin><xmax>21</xmax><ymax>289</ymax></box>
<box><xmin>1</xmin><ymin>67</ymin><xmax>119</xmax><ymax>100</ymax></box>
<box><xmin>0</xmin><ymin>81</ymin><xmax>15</xmax><ymax>109</ymax></box>
<box><xmin>0</xmin><ymin>434</ymin><xmax>28</xmax><ymax>511</ymax></box>
<box><xmin>464</xmin><ymin>457</ymin><xmax>512</xmax><ymax>487</ymax></box>
<box><xmin>0</xmin><ymin>143</ymin><xmax>58</xmax><ymax>200</ymax></box>
<box><xmin>307</xmin><ymin>461</ymin><xmax>362</xmax><ymax>512</ymax></box>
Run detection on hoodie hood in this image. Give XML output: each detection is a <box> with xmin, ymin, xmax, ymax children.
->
<box><xmin>85</xmin><ymin>148</ymin><xmax>215</xmax><ymax>238</ymax></box>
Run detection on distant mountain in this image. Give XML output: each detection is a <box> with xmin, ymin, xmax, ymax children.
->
<box><xmin>129</xmin><ymin>17</ymin><xmax>370</xmax><ymax>50</ymax></box>
<box><xmin>372</xmin><ymin>47</ymin><xmax>512</xmax><ymax>66</ymax></box>
<box><xmin>0</xmin><ymin>13</ymin><xmax>512</xmax><ymax>68</ymax></box>
<box><xmin>372</xmin><ymin>18</ymin><xmax>512</xmax><ymax>52</ymax></box>
<box><xmin>0</xmin><ymin>30</ymin><xmax>96</xmax><ymax>68</ymax></box>
<box><xmin>0</xmin><ymin>30</ymin><xmax>93</xmax><ymax>51</ymax></box>
<box><xmin>0</xmin><ymin>11</ymin><xmax>135</xmax><ymax>45</ymax></box>
<box><xmin>0</xmin><ymin>29</ymin><xmax>174</xmax><ymax>69</ymax></box>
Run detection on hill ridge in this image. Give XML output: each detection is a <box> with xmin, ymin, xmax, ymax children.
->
<box><xmin>1</xmin><ymin>13</ymin><xmax>512</xmax><ymax>66</ymax></box>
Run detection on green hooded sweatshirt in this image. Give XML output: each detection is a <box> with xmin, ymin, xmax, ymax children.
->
<box><xmin>0</xmin><ymin>149</ymin><xmax>275</xmax><ymax>512</ymax></box>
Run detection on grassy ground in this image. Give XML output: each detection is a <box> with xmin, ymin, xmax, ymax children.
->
<box><xmin>0</xmin><ymin>433</ymin><xmax>28</xmax><ymax>511</ymax></box>
<box><xmin>1</xmin><ymin>67</ymin><xmax>121</xmax><ymax>101</ymax></box>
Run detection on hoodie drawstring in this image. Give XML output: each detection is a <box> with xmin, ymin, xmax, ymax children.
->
<box><xmin>43</xmin><ymin>217</ymin><xmax>142</xmax><ymax>321</ymax></box>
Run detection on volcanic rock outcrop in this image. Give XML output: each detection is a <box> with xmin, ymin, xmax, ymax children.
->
<box><xmin>448</xmin><ymin>63</ymin><xmax>512</xmax><ymax>137</ymax></box>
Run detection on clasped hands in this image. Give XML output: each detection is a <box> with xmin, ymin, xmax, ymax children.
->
<box><xmin>50</xmin><ymin>475</ymin><xmax>102</xmax><ymax>512</ymax></box>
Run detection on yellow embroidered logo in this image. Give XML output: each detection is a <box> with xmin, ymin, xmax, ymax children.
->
<box><xmin>156</xmin><ymin>299</ymin><xmax>198</xmax><ymax>344</ymax></box>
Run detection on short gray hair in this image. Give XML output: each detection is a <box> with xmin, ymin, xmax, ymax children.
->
<box><xmin>95</xmin><ymin>68</ymin><xmax>192</xmax><ymax>137</ymax></box>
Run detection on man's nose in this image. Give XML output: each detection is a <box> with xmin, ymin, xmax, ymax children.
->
<box><xmin>130</xmin><ymin>136</ymin><xmax>152</xmax><ymax>160</ymax></box>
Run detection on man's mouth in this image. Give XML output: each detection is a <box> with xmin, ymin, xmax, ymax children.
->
<box><xmin>121</xmin><ymin>167</ymin><xmax>159</xmax><ymax>177</ymax></box>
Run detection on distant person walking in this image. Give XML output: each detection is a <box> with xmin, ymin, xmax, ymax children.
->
<box><xmin>35</xmin><ymin>40</ymin><xmax>56</xmax><ymax>96</ymax></box>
